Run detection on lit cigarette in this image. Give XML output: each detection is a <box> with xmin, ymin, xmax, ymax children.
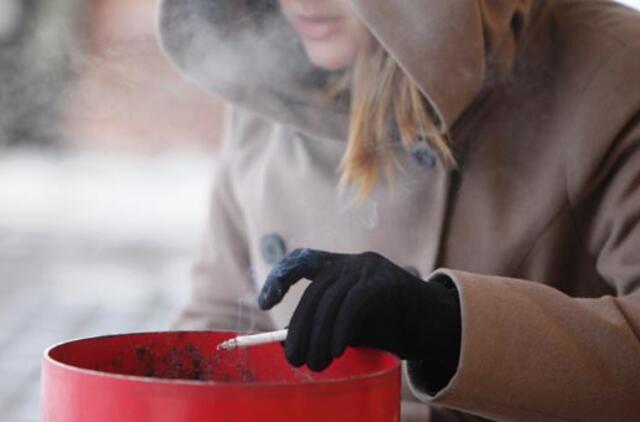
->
<box><xmin>216</xmin><ymin>329</ymin><xmax>288</xmax><ymax>351</ymax></box>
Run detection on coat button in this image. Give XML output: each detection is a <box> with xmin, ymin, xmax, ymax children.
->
<box><xmin>404</xmin><ymin>265</ymin><xmax>422</xmax><ymax>279</ymax></box>
<box><xmin>409</xmin><ymin>143</ymin><xmax>436</xmax><ymax>169</ymax></box>
<box><xmin>261</xmin><ymin>233</ymin><xmax>287</xmax><ymax>265</ymax></box>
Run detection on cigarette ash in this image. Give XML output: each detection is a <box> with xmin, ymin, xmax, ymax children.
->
<box><xmin>103</xmin><ymin>343</ymin><xmax>259</xmax><ymax>382</ymax></box>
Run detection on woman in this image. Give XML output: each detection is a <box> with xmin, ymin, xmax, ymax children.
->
<box><xmin>159</xmin><ymin>0</ymin><xmax>640</xmax><ymax>420</ymax></box>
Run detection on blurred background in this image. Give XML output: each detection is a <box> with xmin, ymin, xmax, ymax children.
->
<box><xmin>0</xmin><ymin>0</ymin><xmax>638</xmax><ymax>420</ymax></box>
<box><xmin>0</xmin><ymin>0</ymin><xmax>222</xmax><ymax>420</ymax></box>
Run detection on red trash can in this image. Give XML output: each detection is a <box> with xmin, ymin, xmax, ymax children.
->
<box><xmin>42</xmin><ymin>331</ymin><xmax>401</xmax><ymax>421</ymax></box>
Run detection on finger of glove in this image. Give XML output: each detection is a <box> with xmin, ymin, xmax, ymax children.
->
<box><xmin>258</xmin><ymin>248</ymin><xmax>332</xmax><ymax>310</ymax></box>
<box><xmin>285</xmin><ymin>271</ymin><xmax>335</xmax><ymax>367</ymax></box>
<box><xmin>331</xmin><ymin>283</ymin><xmax>371</xmax><ymax>358</ymax></box>
<box><xmin>306</xmin><ymin>266</ymin><xmax>357</xmax><ymax>371</ymax></box>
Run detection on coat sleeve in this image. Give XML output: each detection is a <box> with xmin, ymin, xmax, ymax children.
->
<box><xmin>170</xmin><ymin>105</ymin><xmax>274</xmax><ymax>332</ymax></box>
<box><xmin>406</xmin><ymin>117</ymin><xmax>640</xmax><ymax>421</ymax></box>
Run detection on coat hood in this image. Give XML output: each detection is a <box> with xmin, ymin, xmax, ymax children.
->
<box><xmin>158</xmin><ymin>0</ymin><xmax>536</xmax><ymax>141</ymax></box>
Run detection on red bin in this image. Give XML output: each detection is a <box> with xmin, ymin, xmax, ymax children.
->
<box><xmin>42</xmin><ymin>331</ymin><xmax>401</xmax><ymax>421</ymax></box>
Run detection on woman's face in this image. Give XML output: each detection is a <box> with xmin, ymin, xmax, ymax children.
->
<box><xmin>278</xmin><ymin>0</ymin><xmax>370</xmax><ymax>70</ymax></box>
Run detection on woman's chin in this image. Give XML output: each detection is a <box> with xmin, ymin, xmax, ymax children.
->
<box><xmin>304</xmin><ymin>46</ymin><xmax>353</xmax><ymax>71</ymax></box>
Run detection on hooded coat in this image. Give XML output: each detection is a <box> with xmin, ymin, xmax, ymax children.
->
<box><xmin>158</xmin><ymin>0</ymin><xmax>640</xmax><ymax>420</ymax></box>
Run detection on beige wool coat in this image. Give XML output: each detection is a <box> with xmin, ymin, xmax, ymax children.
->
<box><xmin>159</xmin><ymin>0</ymin><xmax>640</xmax><ymax>420</ymax></box>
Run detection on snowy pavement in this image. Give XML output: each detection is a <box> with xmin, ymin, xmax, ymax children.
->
<box><xmin>0</xmin><ymin>149</ymin><xmax>215</xmax><ymax>421</ymax></box>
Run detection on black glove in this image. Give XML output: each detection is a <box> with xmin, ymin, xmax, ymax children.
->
<box><xmin>258</xmin><ymin>248</ymin><xmax>461</xmax><ymax>391</ymax></box>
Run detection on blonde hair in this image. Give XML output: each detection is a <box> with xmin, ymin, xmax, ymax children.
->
<box><xmin>324</xmin><ymin>38</ymin><xmax>456</xmax><ymax>200</ymax></box>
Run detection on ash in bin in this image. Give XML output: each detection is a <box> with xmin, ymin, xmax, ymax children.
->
<box><xmin>131</xmin><ymin>343</ymin><xmax>258</xmax><ymax>383</ymax></box>
<box><xmin>125</xmin><ymin>340</ymin><xmax>313</xmax><ymax>383</ymax></box>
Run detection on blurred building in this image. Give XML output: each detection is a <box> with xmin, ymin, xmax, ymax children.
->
<box><xmin>0</xmin><ymin>0</ymin><xmax>223</xmax><ymax>151</ymax></box>
<box><xmin>0</xmin><ymin>0</ymin><xmax>84</xmax><ymax>147</ymax></box>
<box><xmin>64</xmin><ymin>0</ymin><xmax>223</xmax><ymax>152</ymax></box>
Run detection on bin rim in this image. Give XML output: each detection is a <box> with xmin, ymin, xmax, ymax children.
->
<box><xmin>43</xmin><ymin>330</ymin><xmax>401</xmax><ymax>388</ymax></box>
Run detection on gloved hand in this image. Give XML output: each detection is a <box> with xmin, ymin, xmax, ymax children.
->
<box><xmin>258</xmin><ymin>248</ymin><xmax>461</xmax><ymax>390</ymax></box>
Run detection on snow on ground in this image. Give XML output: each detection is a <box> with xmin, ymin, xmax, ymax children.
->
<box><xmin>0</xmin><ymin>149</ymin><xmax>213</xmax><ymax>246</ymax></box>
